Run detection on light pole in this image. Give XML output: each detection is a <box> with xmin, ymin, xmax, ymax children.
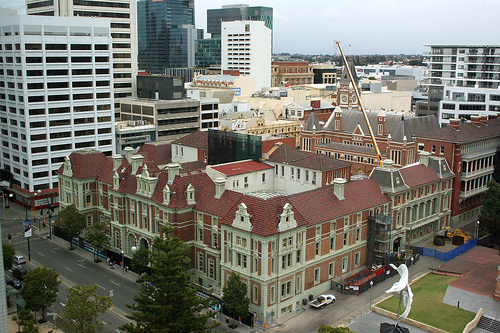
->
<box><xmin>6</xmin><ymin>193</ymin><xmax>12</xmax><ymax>218</ymax></box>
<box><xmin>369</xmin><ymin>280</ymin><xmax>373</xmax><ymax>310</ymax></box>
<box><xmin>121</xmin><ymin>250</ymin><xmax>124</xmax><ymax>275</ymax></box>
<box><xmin>32</xmin><ymin>189</ymin><xmax>41</xmax><ymax>219</ymax></box>
<box><xmin>410</xmin><ymin>257</ymin><xmax>414</xmax><ymax>283</ymax></box>
<box><xmin>2</xmin><ymin>193</ymin><xmax>12</xmax><ymax>220</ymax></box>
<box><xmin>475</xmin><ymin>220</ymin><xmax>480</xmax><ymax>239</ymax></box>
<box><xmin>131</xmin><ymin>246</ymin><xmax>137</xmax><ymax>280</ymax></box>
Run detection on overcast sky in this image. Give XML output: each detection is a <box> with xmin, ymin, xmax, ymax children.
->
<box><xmin>2</xmin><ymin>0</ymin><xmax>499</xmax><ymax>55</ymax></box>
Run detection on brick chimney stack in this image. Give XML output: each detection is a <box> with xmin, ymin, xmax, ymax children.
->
<box><xmin>449</xmin><ymin>118</ymin><xmax>460</xmax><ymax>130</ymax></box>
<box><xmin>480</xmin><ymin>114</ymin><xmax>488</xmax><ymax>125</ymax></box>
<box><xmin>470</xmin><ymin>115</ymin><xmax>481</xmax><ymax>126</ymax></box>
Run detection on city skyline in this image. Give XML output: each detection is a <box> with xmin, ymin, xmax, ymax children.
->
<box><xmin>2</xmin><ymin>0</ymin><xmax>499</xmax><ymax>55</ymax></box>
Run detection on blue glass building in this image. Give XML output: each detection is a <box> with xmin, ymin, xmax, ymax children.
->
<box><xmin>137</xmin><ymin>0</ymin><xmax>202</xmax><ymax>73</ymax></box>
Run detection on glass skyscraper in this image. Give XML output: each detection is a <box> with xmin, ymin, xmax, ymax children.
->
<box><xmin>137</xmin><ymin>0</ymin><xmax>202</xmax><ymax>73</ymax></box>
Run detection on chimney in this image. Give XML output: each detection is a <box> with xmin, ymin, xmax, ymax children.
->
<box><xmin>131</xmin><ymin>154</ymin><xmax>143</xmax><ymax>175</ymax></box>
<box><xmin>167</xmin><ymin>162</ymin><xmax>180</xmax><ymax>184</ymax></box>
<box><xmin>419</xmin><ymin>151</ymin><xmax>430</xmax><ymax>166</ymax></box>
<box><xmin>470</xmin><ymin>115</ymin><xmax>481</xmax><ymax>126</ymax></box>
<box><xmin>124</xmin><ymin>146</ymin><xmax>134</xmax><ymax>162</ymax></box>
<box><xmin>382</xmin><ymin>159</ymin><xmax>394</xmax><ymax>169</ymax></box>
<box><xmin>497</xmin><ymin>112</ymin><xmax>500</xmax><ymax>121</ymax></box>
<box><xmin>333</xmin><ymin>178</ymin><xmax>346</xmax><ymax>200</ymax></box>
<box><xmin>214</xmin><ymin>177</ymin><xmax>226</xmax><ymax>198</ymax></box>
<box><xmin>480</xmin><ymin>114</ymin><xmax>488</xmax><ymax>125</ymax></box>
<box><xmin>311</xmin><ymin>100</ymin><xmax>320</xmax><ymax>109</ymax></box>
<box><xmin>449</xmin><ymin>118</ymin><xmax>460</xmax><ymax>130</ymax></box>
<box><xmin>112</xmin><ymin>154</ymin><xmax>122</xmax><ymax>171</ymax></box>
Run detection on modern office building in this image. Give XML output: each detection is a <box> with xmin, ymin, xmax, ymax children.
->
<box><xmin>137</xmin><ymin>0</ymin><xmax>202</xmax><ymax>73</ymax></box>
<box><xmin>26</xmin><ymin>0</ymin><xmax>137</xmax><ymax>110</ymax></box>
<box><xmin>417</xmin><ymin>45</ymin><xmax>500</xmax><ymax>125</ymax></box>
<box><xmin>221</xmin><ymin>20</ymin><xmax>271</xmax><ymax>91</ymax></box>
<box><xmin>137</xmin><ymin>75</ymin><xmax>185</xmax><ymax>100</ymax></box>
<box><xmin>196</xmin><ymin>4</ymin><xmax>273</xmax><ymax>69</ymax></box>
<box><xmin>0</xmin><ymin>15</ymin><xmax>115</xmax><ymax>192</ymax></box>
<box><xmin>207</xmin><ymin>4</ymin><xmax>273</xmax><ymax>38</ymax></box>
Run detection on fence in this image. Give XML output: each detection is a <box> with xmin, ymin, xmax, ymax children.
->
<box><xmin>416</xmin><ymin>238</ymin><xmax>477</xmax><ymax>261</ymax></box>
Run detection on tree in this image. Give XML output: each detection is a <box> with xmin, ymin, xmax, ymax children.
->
<box><xmin>120</xmin><ymin>226</ymin><xmax>215</xmax><ymax>333</ymax></box>
<box><xmin>13</xmin><ymin>309</ymin><xmax>39</xmax><ymax>333</ymax></box>
<box><xmin>58</xmin><ymin>284</ymin><xmax>111</xmax><ymax>333</ymax></box>
<box><xmin>222</xmin><ymin>271</ymin><xmax>250</xmax><ymax>327</ymax></box>
<box><xmin>58</xmin><ymin>204</ymin><xmax>86</xmax><ymax>250</ymax></box>
<box><xmin>83</xmin><ymin>222</ymin><xmax>110</xmax><ymax>262</ymax></box>
<box><xmin>479</xmin><ymin>180</ymin><xmax>500</xmax><ymax>233</ymax></box>
<box><xmin>130</xmin><ymin>246</ymin><xmax>150</xmax><ymax>281</ymax></box>
<box><xmin>318</xmin><ymin>323</ymin><xmax>356</xmax><ymax>333</ymax></box>
<box><xmin>2</xmin><ymin>242</ymin><xmax>15</xmax><ymax>271</ymax></box>
<box><xmin>21</xmin><ymin>266</ymin><xmax>61</xmax><ymax>321</ymax></box>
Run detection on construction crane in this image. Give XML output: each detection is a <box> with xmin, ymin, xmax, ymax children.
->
<box><xmin>335</xmin><ymin>41</ymin><xmax>383</xmax><ymax>166</ymax></box>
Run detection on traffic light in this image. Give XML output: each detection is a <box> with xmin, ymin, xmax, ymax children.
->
<box><xmin>8</xmin><ymin>234</ymin><xmax>11</xmax><ymax>240</ymax></box>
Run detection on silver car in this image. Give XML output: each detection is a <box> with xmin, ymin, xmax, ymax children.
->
<box><xmin>13</xmin><ymin>255</ymin><xmax>26</xmax><ymax>265</ymax></box>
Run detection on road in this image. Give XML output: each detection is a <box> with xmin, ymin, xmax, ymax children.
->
<box><xmin>3</xmin><ymin>217</ymin><xmax>137</xmax><ymax>332</ymax></box>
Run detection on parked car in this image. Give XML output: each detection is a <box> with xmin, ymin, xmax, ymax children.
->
<box><xmin>12</xmin><ymin>266</ymin><xmax>28</xmax><ymax>280</ymax></box>
<box><xmin>309</xmin><ymin>294</ymin><xmax>336</xmax><ymax>309</ymax></box>
<box><xmin>13</xmin><ymin>255</ymin><xmax>26</xmax><ymax>265</ymax></box>
<box><xmin>6</xmin><ymin>278</ymin><xmax>22</xmax><ymax>289</ymax></box>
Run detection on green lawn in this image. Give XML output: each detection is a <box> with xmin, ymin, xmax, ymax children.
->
<box><xmin>377</xmin><ymin>274</ymin><xmax>475</xmax><ymax>333</ymax></box>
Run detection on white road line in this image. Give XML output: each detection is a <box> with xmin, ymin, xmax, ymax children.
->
<box><xmin>77</xmin><ymin>264</ymin><xmax>86</xmax><ymax>269</ymax></box>
<box><xmin>110</xmin><ymin>280</ymin><xmax>120</xmax><ymax>286</ymax></box>
<box><xmin>65</xmin><ymin>267</ymin><xmax>73</xmax><ymax>272</ymax></box>
<box><xmin>50</xmin><ymin>250</ymin><xmax>57</xmax><ymax>254</ymax></box>
<box><xmin>77</xmin><ymin>259</ymin><xmax>85</xmax><ymax>262</ymax></box>
<box><xmin>102</xmin><ymin>321</ymin><xmax>108</xmax><ymax>325</ymax></box>
<box><xmin>96</xmin><ymin>284</ymin><xmax>105</xmax><ymax>290</ymax></box>
<box><xmin>37</xmin><ymin>252</ymin><xmax>45</xmax><ymax>256</ymax></box>
<box><xmin>59</xmin><ymin>302</ymin><xmax>66</xmax><ymax>307</ymax></box>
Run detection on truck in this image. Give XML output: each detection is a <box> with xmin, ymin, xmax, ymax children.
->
<box><xmin>309</xmin><ymin>294</ymin><xmax>336</xmax><ymax>309</ymax></box>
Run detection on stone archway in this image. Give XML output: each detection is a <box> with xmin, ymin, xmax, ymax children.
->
<box><xmin>139</xmin><ymin>238</ymin><xmax>149</xmax><ymax>250</ymax></box>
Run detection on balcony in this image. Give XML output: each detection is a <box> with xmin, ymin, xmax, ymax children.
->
<box><xmin>459</xmin><ymin>186</ymin><xmax>488</xmax><ymax>201</ymax></box>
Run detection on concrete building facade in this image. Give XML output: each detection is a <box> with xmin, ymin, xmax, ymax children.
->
<box><xmin>0</xmin><ymin>15</ymin><xmax>115</xmax><ymax>193</ymax></box>
<box><xmin>26</xmin><ymin>0</ymin><xmax>138</xmax><ymax>109</ymax></box>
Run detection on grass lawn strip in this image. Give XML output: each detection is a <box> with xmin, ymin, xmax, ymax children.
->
<box><xmin>377</xmin><ymin>274</ymin><xmax>475</xmax><ymax>333</ymax></box>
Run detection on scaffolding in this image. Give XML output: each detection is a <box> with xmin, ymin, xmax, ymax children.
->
<box><xmin>368</xmin><ymin>214</ymin><xmax>392</xmax><ymax>267</ymax></box>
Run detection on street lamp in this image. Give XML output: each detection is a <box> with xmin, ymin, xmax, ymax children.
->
<box><xmin>2</xmin><ymin>193</ymin><xmax>13</xmax><ymax>220</ymax></box>
<box><xmin>410</xmin><ymin>257</ymin><xmax>414</xmax><ymax>283</ymax></box>
<box><xmin>369</xmin><ymin>280</ymin><xmax>373</xmax><ymax>310</ymax></box>
<box><xmin>475</xmin><ymin>220</ymin><xmax>480</xmax><ymax>239</ymax></box>
<box><xmin>121</xmin><ymin>250</ymin><xmax>124</xmax><ymax>275</ymax></box>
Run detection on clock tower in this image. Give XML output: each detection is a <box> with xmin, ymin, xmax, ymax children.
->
<box><xmin>337</xmin><ymin>58</ymin><xmax>360</xmax><ymax>111</ymax></box>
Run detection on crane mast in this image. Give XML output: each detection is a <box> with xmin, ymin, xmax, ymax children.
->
<box><xmin>335</xmin><ymin>41</ymin><xmax>383</xmax><ymax>166</ymax></box>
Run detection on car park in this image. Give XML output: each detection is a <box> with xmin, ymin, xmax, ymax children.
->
<box><xmin>12</xmin><ymin>266</ymin><xmax>28</xmax><ymax>280</ymax></box>
<box><xmin>13</xmin><ymin>255</ymin><xmax>26</xmax><ymax>265</ymax></box>
<box><xmin>6</xmin><ymin>278</ymin><xmax>22</xmax><ymax>289</ymax></box>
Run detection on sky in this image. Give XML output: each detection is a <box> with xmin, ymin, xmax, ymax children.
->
<box><xmin>2</xmin><ymin>0</ymin><xmax>499</xmax><ymax>55</ymax></box>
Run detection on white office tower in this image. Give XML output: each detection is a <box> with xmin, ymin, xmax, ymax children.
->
<box><xmin>26</xmin><ymin>0</ymin><xmax>138</xmax><ymax>110</ymax></box>
<box><xmin>419</xmin><ymin>45</ymin><xmax>500</xmax><ymax>125</ymax></box>
<box><xmin>0</xmin><ymin>15</ymin><xmax>115</xmax><ymax>192</ymax></box>
<box><xmin>221</xmin><ymin>20</ymin><xmax>271</xmax><ymax>91</ymax></box>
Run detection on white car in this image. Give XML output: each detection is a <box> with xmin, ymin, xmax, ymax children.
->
<box><xmin>13</xmin><ymin>255</ymin><xmax>26</xmax><ymax>265</ymax></box>
<box><xmin>309</xmin><ymin>294</ymin><xmax>336</xmax><ymax>308</ymax></box>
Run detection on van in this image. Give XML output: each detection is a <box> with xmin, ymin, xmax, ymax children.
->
<box><xmin>13</xmin><ymin>255</ymin><xmax>26</xmax><ymax>265</ymax></box>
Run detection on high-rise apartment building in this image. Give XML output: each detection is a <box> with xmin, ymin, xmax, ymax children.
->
<box><xmin>0</xmin><ymin>15</ymin><xmax>115</xmax><ymax>191</ymax></box>
<box><xmin>417</xmin><ymin>45</ymin><xmax>500</xmax><ymax>126</ymax></box>
<box><xmin>137</xmin><ymin>0</ymin><xmax>202</xmax><ymax>73</ymax></box>
<box><xmin>26</xmin><ymin>0</ymin><xmax>138</xmax><ymax>110</ymax></box>
<box><xmin>221</xmin><ymin>20</ymin><xmax>271</xmax><ymax>91</ymax></box>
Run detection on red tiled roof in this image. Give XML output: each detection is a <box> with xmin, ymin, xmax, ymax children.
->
<box><xmin>56</xmin><ymin>150</ymin><xmax>113</xmax><ymax>180</ymax></box>
<box><xmin>138</xmin><ymin>142</ymin><xmax>172</xmax><ymax>165</ymax></box>
<box><xmin>416</xmin><ymin>118</ymin><xmax>500</xmax><ymax>143</ymax></box>
<box><xmin>211</xmin><ymin>160</ymin><xmax>273</xmax><ymax>176</ymax></box>
<box><xmin>179</xmin><ymin>161</ymin><xmax>207</xmax><ymax>173</ymax></box>
<box><xmin>287</xmin><ymin>179</ymin><xmax>390</xmax><ymax>226</ymax></box>
<box><xmin>267</xmin><ymin>144</ymin><xmax>311</xmax><ymax>163</ymax></box>
<box><xmin>171</xmin><ymin>131</ymin><xmax>208</xmax><ymax>150</ymax></box>
<box><xmin>399</xmin><ymin>164</ymin><xmax>440</xmax><ymax>188</ymax></box>
<box><xmin>291</xmin><ymin>154</ymin><xmax>351</xmax><ymax>171</ymax></box>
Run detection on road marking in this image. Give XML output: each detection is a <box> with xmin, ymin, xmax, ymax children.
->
<box><xmin>102</xmin><ymin>321</ymin><xmax>108</xmax><ymax>325</ymax></box>
<box><xmin>65</xmin><ymin>267</ymin><xmax>73</xmax><ymax>272</ymax></box>
<box><xmin>77</xmin><ymin>264</ymin><xmax>86</xmax><ymax>269</ymax></box>
<box><xmin>77</xmin><ymin>259</ymin><xmax>85</xmax><ymax>262</ymax></box>
<box><xmin>50</xmin><ymin>250</ymin><xmax>57</xmax><ymax>254</ymax></box>
<box><xmin>110</xmin><ymin>280</ymin><xmax>120</xmax><ymax>286</ymax></box>
<box><xmin>59</xmin><ymin>302</ymin><xmax>66</xmax><ymax>307</ymax></box>
<box><xmin>37</xmin><ymin>252</ymin><xmax>45</xmax><ymax>257</ymax></box>
<box><xmin>97</xmin><ymin>284</ymin><xmax>105</xmax><ymax>290</ymax></box>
